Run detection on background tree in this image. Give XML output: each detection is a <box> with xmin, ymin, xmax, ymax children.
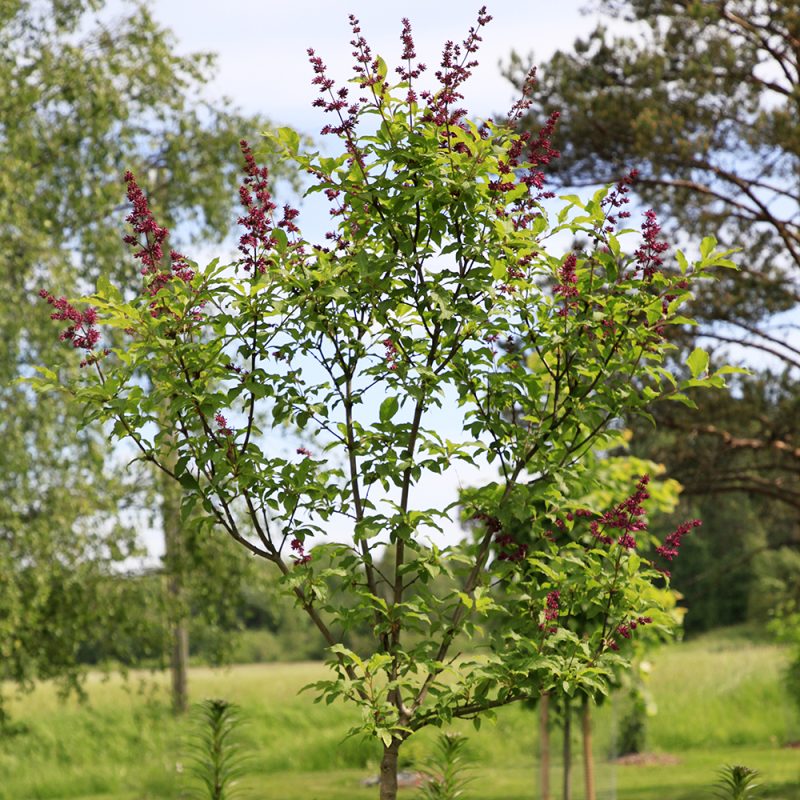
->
<box><xmin>505</xmin><ymin>0</ymin><xmax>800</xmax><ymax>630</ymax></box>
<box><xmin>0</xmin><ymin>0</ymin><xmax>297</xmax><ymax>713</ymax></box>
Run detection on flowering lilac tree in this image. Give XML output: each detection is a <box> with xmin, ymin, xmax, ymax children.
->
<box><xmin>33</xmin><ymin>10</ymin><xmax>737</xmax><ymax>798</ymax></box>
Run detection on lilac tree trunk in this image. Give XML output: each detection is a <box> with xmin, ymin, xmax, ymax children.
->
<box><xmin>379</xmin><ymin>739</ymin><xmax>400</xmax><ymax>800</ymax></box>
<box><xmin>562</xmin><ymin>696</ymin><xmax>572</xmax><ymax>800</ymax></box>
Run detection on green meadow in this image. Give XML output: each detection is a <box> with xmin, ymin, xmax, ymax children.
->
<box><xmin>1</xmin><ymin>627</ymin><xmax>798</xmax><ymax>800</ymax></box>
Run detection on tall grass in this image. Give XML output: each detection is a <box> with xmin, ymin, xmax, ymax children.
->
<box><xmin>0</xmin><ymin>627</ymin><xmax>797</xmax><ymax>799</ymax></box>
<box><xmin>645</xmin><ymin>631</ymin><xmax>794</xmax><ymax>750</ymax></box>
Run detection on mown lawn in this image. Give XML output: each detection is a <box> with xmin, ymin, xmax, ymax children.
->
<box><xmin>1</xmin><ymin>627</ymin><xmax>798</xmax><ymax>799</ymax></box>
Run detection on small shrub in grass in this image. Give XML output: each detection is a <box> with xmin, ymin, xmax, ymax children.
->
<box><xmin>417</xmin><ymin>733</ymin><xmax>475</xmax><ymax>800</ymax></box>
<box><xmin>713</xmin><ymin>764</ymin><xmax>761</xmax><ymax>800</ymax></box>
<box><xmin>185</xmin><ymin>699</ymin><xmax>250</xmax><ymax>800</ymax></box>
<box><xmin>617</xmin><ymin>697</ymin><xmax>648</xmax><ymax>756</ymax></box>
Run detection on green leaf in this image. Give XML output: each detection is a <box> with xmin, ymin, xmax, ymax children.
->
<box><xmin>96</xmin><ymin>273</ymin><xmax>122</xmax><ymax>303</ymax></box>
<box><xmin>558</xmin><ymin>194</ymin><xmax>584</xmax><ymax>208</ymax></box>
<box><xmin>666</xmin><ymin>315</ymin><xmax>697</xmax><ymax>325</ymax></box>
<box><xmin>276</xmin><ymin>126</ymin><xmax>300</xmax><ymax>155</ymax></box>
<box><xmin>668</xmin><ymin>392</ymin><xmax>698</xmax><ymax>409</ymax></box>
<box><xmin>178</xmin><ymin>472</ymin><xmax>199</xmax><ymax>492</ymax></box>
<box><xmin>375</xmin><ymin>55</ymin><xmax>388</xmax><ymax>82</ymax></box>
<box><xmin>715</xmin><ymin>365</ymin><xmax>751</xmax><ymax>376</ymax></box>
<box><xmin>379</xmin><ymin>395</ymin><xmax>399</xmax><ymax>423</ymax></box>
<box><xmin>33</xmin><ymin>366</ymin><xmax>58</xmax><ymax>382</ymax></box>
<box><xmin>687</xmin><ymin>347</ymin><xmax>709</xmax><ymax>378</ymax></box>
<box><xmin>700</xmin><ymin>235</ymin><xmax>717</xmax><ymax>259</ymax></box>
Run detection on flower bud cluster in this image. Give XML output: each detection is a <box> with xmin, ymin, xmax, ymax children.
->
<box><xmin>635</xmin><ymin>209</ymin><xmax>669</xmax><ymax>279</ymax></box>
<box><xmin>554</xmin><ymin>252</ymin><xmax>579</xmax><ymax>316</ymax></box>
<box><xmin>215</xmin><ymin>413</ymin><xmax>233</xmax><ymax>437</ymax></box>
<box><xmin>237</xmin><ymin>140</ymin><xmax>278</xmax><ymax>273</ymax></box>
<box><xmin>599</xmin><ymin>168</ymin><xmax>637</xmax><ymax>233</ymax></box>
<box><xmin>420</xmin><ymin>7</ymin><xmax>492</xmax><ymax>129</ymax></box>
<box><xmin>586</xmin><ymin>474</ymin><xmax>652</xmax><ymax>550</ymax></box>
<box><xmin>291</xmin><ymin>537</ymin><xmax>312</xmax><ymax>565</ymax></box>
<box><xmin>396</xmin><ymin>17</ymin><xmax>426</xmax><ymax>103</ymax></box>
<box><xmin>123</xmin><ymin>171</ymin><xmax>194</xmax><ymax>295</ymax></box>
<box><xmin>383</xmin><ymin>338</ymin><xmax>399</xmax><ymax>371</ymax></box>
<box><xmin>39</xmin><ymin>290</ymin><xmax>100</xmax><ymax>353</ymax></box>
<box><xmin>539</xmin><ymin>590</ymin><xmax>560</xmax><ymax>634</ymax></box>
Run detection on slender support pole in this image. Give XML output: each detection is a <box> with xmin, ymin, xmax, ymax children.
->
<box><xmin>582</xmin><ymin>695</ymin><xmax>596</xmax><ymax>800</ymax></box>
<box><xmin>540</xmin><ymin>693</ymin><xmax>551</xmax><ymax>800</ymax></box>
<box><xmin>563</xmin><ymin>695</ymin><xmax>572</xmax><ymax>800</ymax></box>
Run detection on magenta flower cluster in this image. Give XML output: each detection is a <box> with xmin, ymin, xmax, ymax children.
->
<box><xmin>587</xmin><ymin>474</ymin><xmax>652</xmax><ymax>549</ymax></box>
<box><xmin>607</xmin><ymin>616</ymin><xmax>653</xmax><ymax>651</ymax></box>
<box><xmin>600</xmin><ymin>168</ymin><xmax>637</xmax><ymax>233</ymax></box>
<box><xmin>420</xmin><ymin>6</ymin><xmax>492</xmax><ymax>129</ymax></box>
<box><xmin>634</xmin><ymin>209</ymin><xmax>669</xmax><ymax>279</ymax></box>
<box><xmin>349</xmin><ymin>14</ymin><xmax>388</xmax><ymax>96</ymax></box>
<box><xmin>307</xmin><ymin>41</ymin><xmax>360</xmax><ymax>139</ymax></box>
<box><xmin>550</xmin><ymin>475</ymin><xmax>701</xmax><ymax>578</ymax></box>
<box><xmin>237</xmin><ymin>140</ymin><xmax>278</xmax><ymax>273</ymax></box>
<box><xmin>471</xmin><ymin>512</ymin><xmax>529</xmax><ymax>563</ymax></box>
<box><xmin>214</xmin><ymin>413</ymin><xmax>233</xmax><ymax>437</ymax></box>
<box><xmin>383</xmin><ymin>338</ymin><xmax>399</xmax><ymax>371</ymax></box>
<box><xmin>495</xmin><ymin>530</ymin><xmax>529</xmax><ymax>562</ymax></box>
<box><xmin>397</xmin><ymin>17</ymin><xmax>426</xmax><ymax>104</ymax></box>
<box><xmin>290</xmin><ymin>537</ymin><xmax>312</xmax><ymax>565</ymax></box>
<box><xmin>554</xmin><ymin>252</ymin><xmax>579</xmax><ymax>316</ymax></box>
<box><xmin>617</xmin><ymin>616</ymin><xmax>653</xmax><ymax>640</ymax></box>
<box><xmin>657</xmin><ymin>518</ymin><xmax>702</xmax><ymax>562</ymax></box>
<box><xmin>491</xmin><ymin>107</ymin><xmax>559</xmax><ymax>198</ymax></box>
<box><xmin>540</xmin><ymin>590</ymin><xmax>560</xmax><ymax>634</ymax></box>
<box><xmin>123</xmin><ymin>171</ymin><xmax>194</xmax><ymax>295</ymax></box>
<box><xmin>39</xmin><ymin>290</ymin><xmax>100</xmax><ymax>354</ymax></box>
<box><xmin>305</xmin><ymin>8</ymin><xmax>562</xmax><ymax>276</ymax></box>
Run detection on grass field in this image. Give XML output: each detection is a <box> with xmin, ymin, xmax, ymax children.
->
<box><xmin>1</xmin><ymin>627</ymin><xmax>798</xmax><ymax>799</ymax></box>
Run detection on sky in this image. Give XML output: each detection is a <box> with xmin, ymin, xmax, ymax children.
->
<box><xmin>144</xmin><ymin>1</ymin><xmax>602</xmax><ymax>134</ymax></box>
